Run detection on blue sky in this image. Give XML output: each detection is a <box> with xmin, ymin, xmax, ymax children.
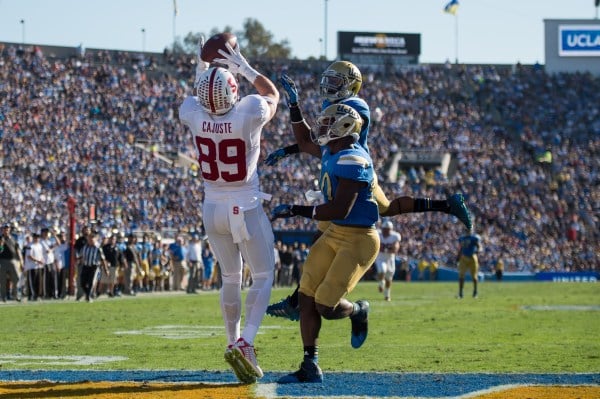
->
<box><xmin>0</xmin><ymin>0</ymin><xmax>597</xmax><ymax>64</ymax></box>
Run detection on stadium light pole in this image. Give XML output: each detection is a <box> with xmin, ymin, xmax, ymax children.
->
<box><xmin>141</xmin><ymin>28</ymin><xmax>146</xmax><ymax>53</ymax></box>
<box><xmin>20</xmin><ymin>19</ymin><xmax>25</xmax><ymax>45</ymax></box>
<box><xmin>454</xmin><ymin>14</ymin><xmax>459</xmax><ymax>64</ymax></box>
<box><xmin>324</xmin><ymin>0</ymin><xmax>328</xmax><ymax>59</ymax></box>
<box><xmin>319</xmin><ymin>38</ymin><xmax>324</xmax><ymax>59</ymax></box>
<box><xmin>173</xmin><ymin>0</ymin><xmax>178</xmax><ymax>50</ymax></box>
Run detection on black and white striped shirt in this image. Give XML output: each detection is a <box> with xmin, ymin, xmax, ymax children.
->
<box><xmin>78</xmin><ymin>244</ymin><xmax>105</xmax><ymax>267</ymax></box>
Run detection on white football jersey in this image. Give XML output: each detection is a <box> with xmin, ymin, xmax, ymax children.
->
<box><xmin>377</xmin><ymin>230</ymin><xmax>401</xmax><ymax>260</ymax></box>
<box><xmin>179</xmin><ymin>94</ymin><xmax>271</xmax><ymax>198</ymax></box>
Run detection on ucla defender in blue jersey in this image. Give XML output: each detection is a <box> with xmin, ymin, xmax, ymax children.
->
<box><xmin>457</xmin><ymin>231</ymin><xmax>482</xmax><ymax>298</ymax></box>
<box><xmin>271</xmin><ymin>104</ymin><xmax>379</xmax><ymax>383</ymax></box>
<box><xmin>266</xmin><ymin>61</ymin><xmax>472</xmax><ymax>321</ymax></box>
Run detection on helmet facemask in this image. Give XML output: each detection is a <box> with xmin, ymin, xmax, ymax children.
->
<box><xmin>320</xmin><ymin>61</ymin><xmax>362</xmax><ymax>102</ymax></box>
<box><xmin>312</xmin><ymin>104</ymin><xmax>362</xmax><ymax>146</ymax></box>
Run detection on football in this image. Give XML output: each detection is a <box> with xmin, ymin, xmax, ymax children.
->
<box><xmin>200</xmin><ymin>32</ymin><xmax>238</xmax><ymax>63</ymax></box>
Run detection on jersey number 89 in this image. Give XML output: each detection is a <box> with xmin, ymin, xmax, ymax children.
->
<box><xmin>195</xmin><ymin>137</ymin><xmax>247</xmax><ymax>182</ymax></box>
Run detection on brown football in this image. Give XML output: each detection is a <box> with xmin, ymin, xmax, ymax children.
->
<box><xmin>200</xmin><ymin>32</ymin><xmax>238</xmax><ymax>63</ymax></box>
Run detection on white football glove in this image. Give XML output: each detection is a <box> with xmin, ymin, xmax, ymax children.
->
<box><xmin>215</xmin><ymin>43</ymin><xmax>259</xmax><ymax>83</ymax></box>
<box><xmin>194</xmin><ymin>36</ymin><xmax>209</xmax><ymax>88</ymax></box>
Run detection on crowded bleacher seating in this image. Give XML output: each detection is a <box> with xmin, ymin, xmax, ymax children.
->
<box><xmin>0</xmin><ymin>43</ymin><xmax>598</xmax><ymax>275</ymax></box>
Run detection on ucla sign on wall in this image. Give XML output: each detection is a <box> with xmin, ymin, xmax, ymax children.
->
<box><xmin>559</xmin><ymin>25</ymin><xmax>600</xmax><ymax>56</ymax></box>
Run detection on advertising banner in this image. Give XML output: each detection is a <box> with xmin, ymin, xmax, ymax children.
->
<box><xmin>338</xmin><ymin>31</ymin><xmax>420</xmax><ymax>56</ymax></box>
<box><xmin>536</xmin><ymin>272</ymin><xmax>599</xmax><ymax>282</ymax></box>
<box><xmin>559</xmin><ymin>25</ymin><xmax>600</xmax><ymax>56</ymax></box>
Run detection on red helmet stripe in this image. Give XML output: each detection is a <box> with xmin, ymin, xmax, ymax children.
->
<box><xmin>208</xmin><ymin>68</ymin><xmax>218</xmax><ymax>114</ymax></box>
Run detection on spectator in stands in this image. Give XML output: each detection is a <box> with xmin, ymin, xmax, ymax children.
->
<box><xmin>24</xmin><ymin>233</ymin><xmax>44</xmax><ymax>301</ymax></box>
<box><xmin>292</xmin><ymin>242</ymin><xmax>309</xmax><ymax>287</ymax></box>
<box><xmin>150</xmin><ymin>239</ymin><xmax>163</xmax><ymax>291</ymax></box>
<box><xmin>54</xmin><ymin>232</ymin><xmax>69</xmax><ymax>299</ymax></box>
<box><xmin>0</xmin><ymin>223</ymin><xmax>23</xmax><ymax>302</ymax></box>
<box><xmin>40</xmin><ymin>227</ymin><xmax>59</xmax><ymax>299</ymax></box>
<box><xmin>186</xmin><ymin>233</ymin><xmax>203</xmax><ymax>294</ymax></box>
<box><xmin>123</xmin><ymin>234</ymin><xmax>142</xmax><ymax>295</ymax></box>
<box><xmin>0</xmin><ymin>44</ymin><xmax>597</xmax><ymax>281</ymax></box>
<box><xmin>169</xmin><ymin>236</ymin><xmax>187</xmax><ymax>291</ymax></box>
<box><xmin>74</xmin><ymin>226</ymin><xmax>91</xmax><ymax>300</ymax></box>
<box><xmin>201</xmin><ymin>241</ymin><xmax>215</xmax><ymax>290</ymax></box>
<box><xmin>278</xmin><ymin>243</ymin><xmax>294</xmax><ymax>287</ymax></box>
<box><xmin>137</xmin><ymin>234</ymin><xmax>153</xmax><ymax>292</ymax></box>
<box><xmin>101</xmin><ymin>234</ymin><xmax>121</xmax><ymax>297</ymax></box>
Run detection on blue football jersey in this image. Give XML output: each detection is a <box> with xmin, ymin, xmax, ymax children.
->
<box><xmin>322</xmin><ymin>96</ymin><xmax>370</xmax><ymax>152</ymax></box>
<box><xmin>459</xmin><ymin>234</ymin><xmax>482</xmax><ymax>257</ymax></box>
<box><xmin>319</xmin><ymin>144</ymin><xmax>378</xmax><ymax>227</ymax></box>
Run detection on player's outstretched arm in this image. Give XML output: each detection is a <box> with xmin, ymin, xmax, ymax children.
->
<box><xmin>252</xmin><ymin>75</ymin><xmax>279</xmax><ymax>120</ymax></box>
<box><xmin>263</xmin><ymin>144</ymin><xmax>300</xmax><ymax>166</ymax></box>
<box><xmin>271</xmin><ymin>178</ymin><xmax>366</xmax><ymax>221</ymax></box>
<box><xmin>280</xmin><ymin>74</ymin><xmax>321</xmax><ymax>159</ymax></box>
<box><xmin>193</xmin><ymin>36</ymin><xmax>209</xmax><ymax>89</ymax></box>
<box><xmin>215</xmin><ymin>44</ymin><xmax>279</xmax><ymax>119</ymax></box>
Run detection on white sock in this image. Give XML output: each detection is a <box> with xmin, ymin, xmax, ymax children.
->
<box><xmin>220</xmin><ymin>282</ymin><xmax>241</xmax><ymax>345</ymax></box>
<box><xmin>241</xmin><ymin>271</ymin><xmax>273</xmax><ymax>345</ymax></box>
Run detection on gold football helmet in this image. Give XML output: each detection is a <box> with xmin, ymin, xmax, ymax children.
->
<box><xmin>312</xmin><ymin>103</ymin><xmax>363</xmax><ymax>146</ymax></box>
<box><xmin>320</xmin><ymin>61</ymin><xmax>362</xmax><ymax>101</ymax></box>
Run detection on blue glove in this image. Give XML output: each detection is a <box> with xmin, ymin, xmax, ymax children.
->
<box><xmin>280</xmin><ymin>74</ymin><xmax>299</xmax><ymax>106</ymax></box>
<box><xmin>264</xmin><ymin>148</ymin><xmax>287</xmax><ymax>166</ymax></box>
<box><xmin>271</xmin><ymin>204</ymin><xmax>294</xmax><ymax>221</ymax></box>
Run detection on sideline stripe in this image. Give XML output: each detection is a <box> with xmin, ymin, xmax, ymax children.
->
<box><xmin>0</xmin><ymin>371</ymin><xmax>597</xmax><ymax>398</ymax></box>
<box><xmin>466</xmin><ymin>384</ymin><xmax>600</xmax><ymax>399</ymax></box>
<box><xmin>0</xmin><ymin>381</ymin><xmax>252</xmax><ymax>399</ymax></box>
<box><xmin>0</xmin><ymin>381</ymin><xmax>597</xmax><ymax>399</ymax></box>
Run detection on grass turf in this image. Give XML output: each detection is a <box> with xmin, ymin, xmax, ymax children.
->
<box><xmin>0</xmin><ymin>281</ymin><xmax>598</xmax><ymax>373</ymax></box>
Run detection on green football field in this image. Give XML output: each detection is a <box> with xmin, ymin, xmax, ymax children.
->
<box><xmin>0</xmin><ymin>281</ymin><xmax>598</xmax><ymax>374</ymax></box>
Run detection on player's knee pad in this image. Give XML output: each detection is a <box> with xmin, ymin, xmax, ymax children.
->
<box><xmin>221</xmin><ymin>272</ymin><xmax>242</xmax><ymax>285</ymax></box>
<box><xmin>248</xmin><ymin>270</ymin><xmax>273</xmax><ymax>288</ymax></box>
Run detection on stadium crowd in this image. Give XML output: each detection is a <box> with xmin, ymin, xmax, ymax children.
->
<box><xmin>0</xmin><ymin>43</ymin><xmax>598</xmax><ymax>281</ymax></box>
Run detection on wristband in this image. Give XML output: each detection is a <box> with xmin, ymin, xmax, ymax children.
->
<box><xmin>283</xmin><ymin>144</ymin><xmax>300</xmax><ymax>155</ymax></box>
<box><xmin>414</xmin><ymin>198</ymin><xmax>450</xmax><ymax>213</ymax></box>
<box><xmin>240</xmin><ymin>65</ymin><xmax>260</xmax><ymax>84</ymax></box>
<box><xmin>291</xmin><ymin>205</ymin><xmax>315</xmax><ymax>219</ymax></box>
<box><xmin>289</xmin><ymin>104</ymin><xmax>304</xmax><ymax>123</ymax></box>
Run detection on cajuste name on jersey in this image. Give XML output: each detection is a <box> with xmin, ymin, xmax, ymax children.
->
<box><xmin>202</xmin><ymin>121</ymin><xmax>233</xmax><ymax>134</ymax></box>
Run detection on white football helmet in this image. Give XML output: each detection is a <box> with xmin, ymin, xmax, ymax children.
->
<box><xmin>320</xmin><ymin>61</ymin><xmax>362</xmax><ymax>102</ymax></box>
<box><xmin>312</xmin><ymin>103</ymin><xmax>363</xmax><ymax>146</ymax></box>
<box><xmin>196</xmin><ymin>67</ymin><xmax>239</xmax><ymax>115</ymax></box>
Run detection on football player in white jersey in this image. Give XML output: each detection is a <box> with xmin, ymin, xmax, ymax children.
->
<box><xmin>375</xmin><ymin>220</ymin><xmax>401</xmax><ymax>301</ymax></box>
<box><xmin>179</xmin><ymin>39</ymin><xmax>279</xmax><ymax>384</ymax></box>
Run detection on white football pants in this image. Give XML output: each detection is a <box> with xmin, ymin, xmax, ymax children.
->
<box><xmin>202</xmin><ymin>201</ymin><xmax>275</xmax><ymax>346</ymax></box>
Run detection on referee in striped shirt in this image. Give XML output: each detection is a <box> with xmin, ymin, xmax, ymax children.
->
<box><xmin>77</xmin><ymin>232</ymin><xmax>108</xmax><ymax>302</ymax></box>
